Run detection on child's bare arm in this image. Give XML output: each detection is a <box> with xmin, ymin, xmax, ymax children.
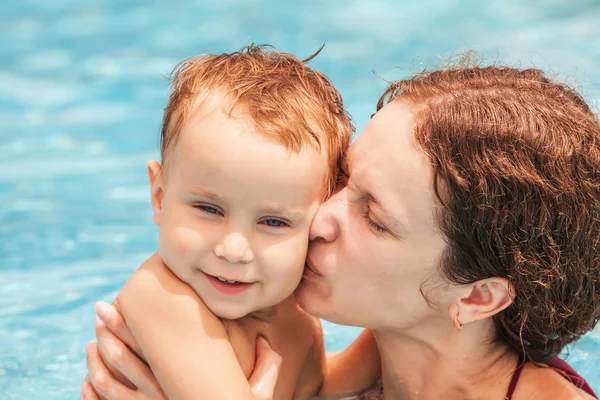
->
<box><xmin>318</xmin><ymin>329</ymin><xmax>381</xmax><ymax>396</ymax></box>
<box><xmin>116</xmin><ymin>253</ymin><xmax>258</xmax><ymax>400</ymax></box>
<box><xmin>85</xmin><ymin>301</ymin><xmax>283</xmax><ymax>400</ymax></box>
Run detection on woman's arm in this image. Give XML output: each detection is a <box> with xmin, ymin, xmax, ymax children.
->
<box><xmin>112</xmin><ymin>253</ymin><xmax>259</xmax><ymax>400</ymax></box>
<box><xmin>319</xmin><ymin>329</ymin><xmax>381</xmax><ymax>396</ymax></box>
<box><xmin>84</xmin><ymin>309</ymin><xmax>282</xmax><ymax>400</ymax></box>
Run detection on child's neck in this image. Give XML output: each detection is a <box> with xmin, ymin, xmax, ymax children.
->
<box><xmin>246</xmin><ymin>295</ymin><xmax>298</xmax><ymax>323</ymax></box>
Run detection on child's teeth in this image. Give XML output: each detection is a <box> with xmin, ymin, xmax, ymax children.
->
<box><xmin>217</xmin><ymin>277</ymin><xmax>239</xmax><ymax>284</ymax></box>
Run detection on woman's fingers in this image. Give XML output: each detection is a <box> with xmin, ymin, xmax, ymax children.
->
<box><xmin>248</xmin><ymin>336</ymin><xmax>283</xmax><ymax>400</ymax></box>
<box><xmin>86</xmin><ymin>341</ymin><xmax>137</xmax><ymax>400</ymax></box>
<box><xmin>82</xmin><ymin>374</ymin><xmax>107</xmax><ymax>400</ymax></box>
<box><xmin>96</xmin><ymin>321</ymin><xmax>163</xmax><ymax>397</ymax></box>
<box><xmin>95</xmin><ymin>302</ymin><xmax>143</xmax><ymax>357</ymax></box>
<box><xmin>95</xmin><ymin>317</ymin><xmax>137</xmax><ymax>390</ymax></box>
<box><xmin>80</xmin><ymin>381</ymin><xmax>102</xmax><ymax>400</ymax></box>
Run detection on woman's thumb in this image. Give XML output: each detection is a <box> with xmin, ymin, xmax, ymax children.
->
<box><xmin>248</xmin><ymin>336</ymin><xmax>283</xmax><ymax>400</ymax></box>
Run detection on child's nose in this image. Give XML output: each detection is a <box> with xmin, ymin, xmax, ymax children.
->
<box><xmin>213</xmin><ymin>232</ymin><xmax>253</xmax><ymax>264</ymax></box>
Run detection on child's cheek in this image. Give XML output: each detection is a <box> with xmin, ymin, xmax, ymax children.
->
<box><xmin>263</xmin><ymin>233</ymin><xmax>309</xmax><ymax>284</ymax></box>
<box><xmin>158</xmin><ymin>224</ymin><xmax>207</xmax><ymax>281</ymax></box>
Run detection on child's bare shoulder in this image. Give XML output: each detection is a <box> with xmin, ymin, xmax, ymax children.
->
<box><xmin>115</xmin><ymin>253</ymin><xmax>222</xmax><ymax>332</ymax></box>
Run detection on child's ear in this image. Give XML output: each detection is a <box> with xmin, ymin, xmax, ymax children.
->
<box><xmin>147</xmin><ymin>160</ymin><xmax>164</xmax><ymax>226</ymax></box>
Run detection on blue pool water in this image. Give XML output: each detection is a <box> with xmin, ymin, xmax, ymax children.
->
<box><xmin>1</xmin><ymin>0</ymin><xmax>600</xmax><ymax>398</ymax></box>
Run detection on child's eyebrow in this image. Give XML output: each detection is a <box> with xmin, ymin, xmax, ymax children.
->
<box><xmin>260</xmin><ymin>206</ymin><xmax>306</xmax><ymax>221</ymax></box>
<box><xmin>187</xmin><ymin>187</ymin><xmax>307</xmax><ymax>221</ymax></box>
<box><xmin>188</xmin><ymin>187</ymin><xmax>228</xmax><ymax>203</ymax></box>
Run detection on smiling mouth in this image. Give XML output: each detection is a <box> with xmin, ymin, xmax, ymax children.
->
<box><xmin>205</xmin><ymin>272</ymin><xmax>252</xmax><ymax>285</ymax></box>
<box><xmin>216</xmin><ymin>277</ymin><xmax>245</xmax><ymax>285</ymax></box>
<box><xmin>201</xmin><ymin>270</ymin><xmax>252</xmax><ymax>285</ymax></box>
<box><xmin>204</xmin><ymin>273</ymin><xmax>255</xmax><ymax>295</ymax></box>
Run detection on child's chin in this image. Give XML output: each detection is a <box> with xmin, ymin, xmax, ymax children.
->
<box><xmin>207</xmin><ymin>302</ymin><xmax>250</xmax><ymax>320</ymax></box>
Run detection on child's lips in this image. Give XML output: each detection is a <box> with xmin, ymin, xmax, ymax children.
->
<box><xmin>204</xmin><ymin>273</ymin><xmax>255</xmax><ymax>295</ymax></box>
<box><xmin>203</xmin><ymin>271</ymin><xmax>254</xmax><ymax>284</ymax></box>
<box><xmin>216</xmin><ymin>276</ymin><xmax>248</xmax><ymax>284</ymax></box>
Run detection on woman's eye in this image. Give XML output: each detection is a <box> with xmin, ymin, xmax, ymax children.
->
<box><xmin>197</xmin><ymin>205</ymin><xmax>222</xmax><ymax>215</ymax></box>
<box><xmin>261</xmin><ymin>219</ymin><xmax>288</xmax><ymax>228</ymax></box>
<box><xmin>367</xmin><ymin>219</ymin><xmax>386</xmax><ymax>233</ymax></box>
<box><xmin>363</xmin><ymin>210</ymin><xmax>386</xmax><ymax>234</ymax></box>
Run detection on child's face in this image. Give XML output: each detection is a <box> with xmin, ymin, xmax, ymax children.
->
<box><xmin>149</xmin><ymin>101</ymin><xmax>328</xmax><ymax>319</ymax></box>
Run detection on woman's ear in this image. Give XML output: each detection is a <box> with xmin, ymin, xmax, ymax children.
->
<box><xmin>449</xmin><ymin>278</ymin><xmax>514</xmax><ymax>327</ymax></box>
<box><xmin>147</xmin><ymin>160</ymin><xmax>164</xmax><ymax>226</ymax></box>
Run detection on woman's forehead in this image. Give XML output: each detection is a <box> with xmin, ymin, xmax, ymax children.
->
<box><xmin>349</xmin><ymin>101</ymin><xmax>419</xmax><ymax>172</ymax></box>
<box><xmin>348</xmin><ymin>102</ymin><xmax>439</xmax><ymax>228</ymax></box>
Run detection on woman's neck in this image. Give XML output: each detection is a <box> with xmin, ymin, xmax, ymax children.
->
<box><xmin>374</xmin><ymin>319</ymin><xmax>519</xmax><ymax>400</ymax></box>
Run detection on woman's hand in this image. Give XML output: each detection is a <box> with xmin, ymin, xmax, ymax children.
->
<box><xmin>82</xmin><ymin>302</ymin><xmax>283</xmax><ymax>400</ymax></box>
<box><xmin>82</xmin><ymin>302</ymin><xmax>165</xmax><ymax>400</ymax></box>
<box><xmin>248</xmin><ymin>336</ymin><xmax>283</xmax><ymax>400</ymax></box>
<box><xmin>82</xmin><ymin>339</ymin><xmax>165</xmax><ymax>400</ymax></box>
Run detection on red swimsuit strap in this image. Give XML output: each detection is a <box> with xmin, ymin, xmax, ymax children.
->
<box><xmin>505</xmin><ymin>356</ymin><xmax>598</xmax><ymax>400</ymax></box>
<box><xmin>505</xmin><ymin>357</ymin><xmax>525</xmax><ymax>400</ymax></box>
<box><xmin>547</xmin><ymin>357</ymin><xmax>598</xmax><ymax>398</ymax></box>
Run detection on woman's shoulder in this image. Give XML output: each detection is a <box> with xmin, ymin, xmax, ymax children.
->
<box><xmin>515</xmin><ymin>362</ymin><xmax>596</xmax><ymax>400</ymax></box>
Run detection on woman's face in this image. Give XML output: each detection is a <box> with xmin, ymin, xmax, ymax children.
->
<box><xmin>295</xmin><ymin>101</ymin><xmax>450</xmax><ymax>330</ymax></box>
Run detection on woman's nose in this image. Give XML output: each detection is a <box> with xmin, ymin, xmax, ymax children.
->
<box><xmin>213</xmin><ymin>232</ymin><xmax>254</xmax><ymax>264</ymax></box>
<box><xmin>309</xmin><ymin>188</ymin><xmax>346</xmax><ymax>243</ymax></box>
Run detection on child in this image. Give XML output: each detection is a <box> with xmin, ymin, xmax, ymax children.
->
<box><xmin>97</xmin><ymin>45</ymin><xmax>357</xmax><ymax>399</ymax></box>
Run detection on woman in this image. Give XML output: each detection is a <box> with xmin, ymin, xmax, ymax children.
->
<box><xmin>83</xmin><ymin>64</ymin><xmax>600</xmax><ymax>399</ymax></box>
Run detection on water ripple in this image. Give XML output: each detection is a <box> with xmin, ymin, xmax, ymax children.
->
<box><xmin>2</xmin><ymin>0</ymin><xmax>600</xmax><ymax>398</ymax></box>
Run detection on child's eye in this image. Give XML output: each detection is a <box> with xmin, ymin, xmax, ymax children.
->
<box><xmin>260</xmin><ymin>219</ymin><xmax>288</xmax><ymax>228</ymax></box>
<box><xmin>197</xmin><ymin>205</ymin><xmax>223</xmax><ymax>215</ymax></box>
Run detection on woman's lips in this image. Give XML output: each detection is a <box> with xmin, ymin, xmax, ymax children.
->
<box><xmin>303</xmin><ymin>259</ymin><xmax>322</xmax><ymax>279</ymax></box>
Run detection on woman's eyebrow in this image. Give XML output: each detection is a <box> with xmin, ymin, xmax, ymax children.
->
<box><xmin>377</xmin><ymin>205</ymin><xmax>408</xmax><ymax>236</ymax></box>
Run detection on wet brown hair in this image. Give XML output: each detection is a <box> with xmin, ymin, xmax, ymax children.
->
<box><xmin>378</xmin><ymin>65</ymin><xmax>600</xmax><ymax>362</ymax></box>
<box><xmin>161</xmin><ymin>44</ymin><xmax>353</xmax><ymax>198</ymax></box>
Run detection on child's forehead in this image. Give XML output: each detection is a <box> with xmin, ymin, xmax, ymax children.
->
<box><xmin>163</xmin><ymin>87</ymin><xmax>334</xmax><ymax>200</ymax></box>
<box><xmin>176</xmin><ymin>118</ymin><xmax>324</xmax><ymax>164</ymax></box>
<box><xmin>162</xmin><ymin>92</ymin><xmax>254</xmax><ymax>164</ymax></box>
<box><xmin>168</xmin><ymin>130</ymin><xmax>329</xmax><ymax>207</ymax></box>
